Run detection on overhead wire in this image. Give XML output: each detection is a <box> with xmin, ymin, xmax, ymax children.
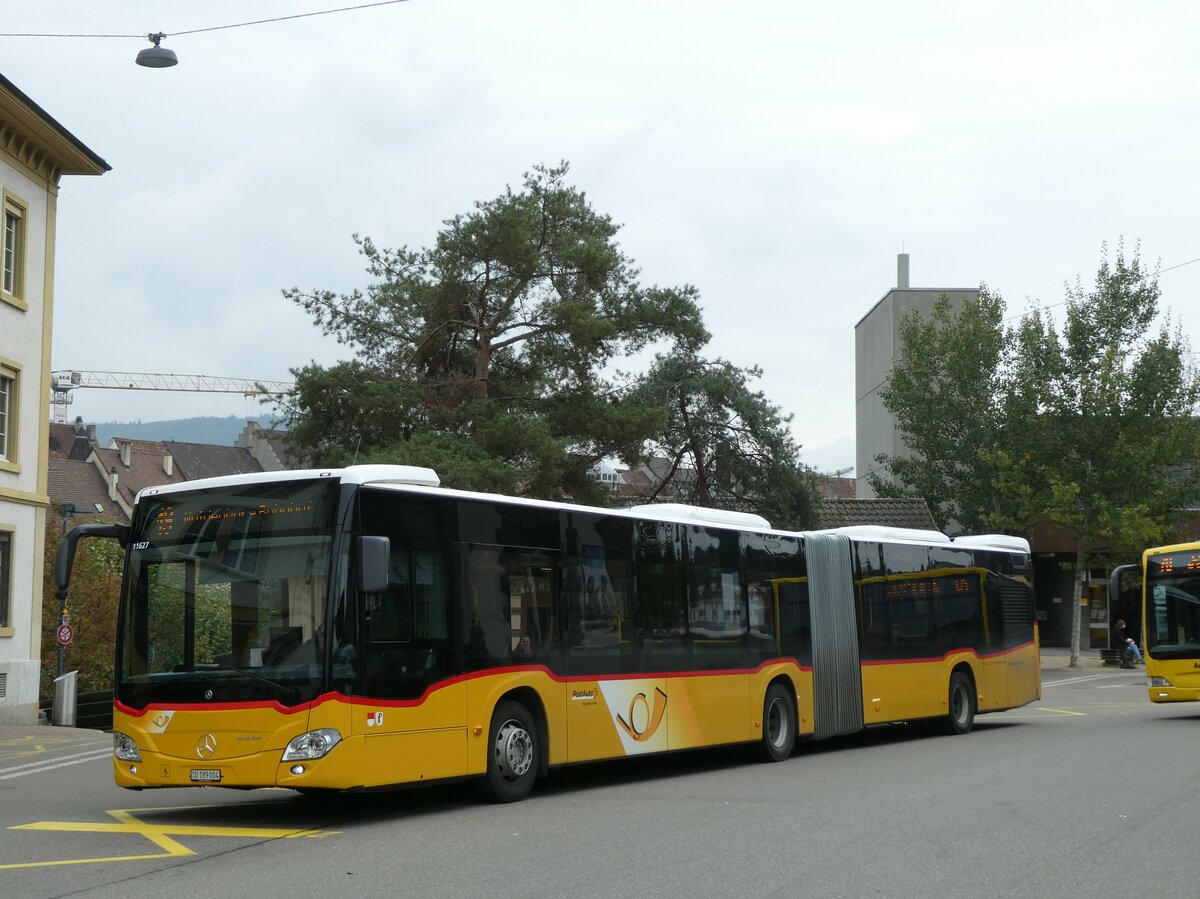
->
<box><xmin>0</xmin><ymin>0</ymin><xmax>412</xmax><ymax>40</ymax></box>
<box><xmin>1002</xmin><ymin>253</ymin><xmax>1200</xmax><ymax>322</ymax></box>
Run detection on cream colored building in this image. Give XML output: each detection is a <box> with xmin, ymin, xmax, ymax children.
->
<box><xmin>0</xmin><ymin>74</ymin><xmax>108</xmax><ymax>723</ymax></box>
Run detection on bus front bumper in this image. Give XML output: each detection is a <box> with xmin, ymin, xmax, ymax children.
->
<box><xmin>1147</xmin><ymin>682</ymin><xmax>1200</xmax><ymax>703</ymax></box>
<box><xmin>112</xmin><ymin>738</ymin><xmax>363</xmax><ymax>790</ymax></box>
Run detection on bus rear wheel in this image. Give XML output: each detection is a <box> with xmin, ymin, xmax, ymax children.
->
<box><xmin>759</xmin><ymin>683</ymin><xmax>797</xmax><ymax>762</ymax></box>
<box><xmin>941</xmin><ymin>671</ymin><xmax>976</xmax><ymax>735</ymax></box>
<box><xmin>476</xmin><ymin>700</ymin><xmax>538</xmax><ymax>803</ymax></box>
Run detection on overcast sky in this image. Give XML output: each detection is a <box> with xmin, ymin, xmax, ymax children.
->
<box><xmin>4</xmin><ymin>1</ymin><xmax>1199</xmax><ymax>473</ymax></box>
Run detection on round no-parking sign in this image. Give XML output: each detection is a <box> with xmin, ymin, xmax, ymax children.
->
<box><xmin>56</xmin><ymin>624</ymin><xmax>73</xmax><ymax>646</ymax></box>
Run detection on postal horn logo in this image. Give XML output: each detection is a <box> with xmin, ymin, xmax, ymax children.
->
<box><xmin>615</xmin><ymin>687</ymin><xmax>668</xmax><ymax>742</ymax></box>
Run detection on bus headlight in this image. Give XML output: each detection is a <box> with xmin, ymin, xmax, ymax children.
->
<box><xmin>1149</xmin><ymin>677</ymin><xmax>1174</xmax><ymax>688</ymax></box>
<box><xmin>281</xmin><ymin>728</ymin><xmax>342</xmax><ymax>761</ymax></box>
<box><xmin>113</xmin><ymin>731</ymin><xmax>142</xmax><ymax>762</ymax></box>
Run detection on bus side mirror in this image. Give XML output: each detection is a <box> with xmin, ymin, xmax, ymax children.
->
<box><xmin>55</xmin><ymin>523</ymin><xmax>129</xmax><ymax>600</ymax></box>
<box><xmin>358</xmin><ymin>535</ymin><xmax>390</xmax><ymax>594</ymax></box>
<box><xmin>1109</xmin><ymin>563</ymin><xmax>1138</xmax><ymax>606</ymax></box>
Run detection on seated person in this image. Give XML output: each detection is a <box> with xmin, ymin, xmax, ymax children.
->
<box><xmin>263</xmin><ymin>626</ymin><xmax>309</xmax><ymax>668</ymax></box>
<box><xmin>513</xmin><ymin>635</ymin><xmax>535</xmax><ymax>659</ymax></box>
<box><xmin>233</xmin><ymin>628</ymin><xmax>260</xmax><ymax>667</ymax></box>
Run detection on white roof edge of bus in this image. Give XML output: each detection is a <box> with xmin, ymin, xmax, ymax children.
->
<box><xmin>129</xmin><ymin>468</ymin><xmax>1029</xmax><ymax>554</ymax></box>
<box><xmin>626</xmin><ymin>503</ymin><xmax>771</xmax><ymax>530</ymax></box>
<box><xmin>951</xmin><ymin>533</ymin><xmax>1031</xmax><ymax>553</ymax></box>
<box><xmin>817</xmin><ymin>525</ymin><xmax>951</xmax><ymax>544</ymax></box>
<box><xmin>132</xmin><ymin>467</ymin><xmax>342</xmax><ymax>502</ymax></box>
<box><xmin>339</xmin><ymin>464</ymin><xmax>441</xmax><ymax>487</ymax></box>
<box><xmin>816</xmin><ymin>525</ymin><xmax>1029</xmax><ymax>553</ymax></box>
<box><xmin>131</xmin><ymin>464</ymin><xmax>441</xmax><ymax>503</ymax></box>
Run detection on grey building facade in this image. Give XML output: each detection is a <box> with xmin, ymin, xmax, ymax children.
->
<box><xmin>854</xmin><ymin>255</ymin><xmax>978</xmax><ymax>499</ymax></box>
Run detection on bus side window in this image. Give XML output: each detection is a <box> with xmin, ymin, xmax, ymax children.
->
<box><xmin>507</xmin><ymin>556</ymin><xmax>557</xmax><ymax>660</ymax></box>
<box><xmin>743</xmin><ymin>531</ymin><xmax>805</xmax><ymax>665</ymax></box>
<box><xmin>563</xmin><ymin>512</ymin><xmax>635</xmax><ymax>676</ymax></box>
<box><xmin>464</xmin><ymin>546</ymin><xmax>559</xmax><ymax>669</ymax></box>
<box><xmin>777</xmin><ymin>581</ymin><xmax>811</xmax><ymax>666</ymax></box>
<box><xmin>367</xmin><ymin>546</ymin><xmax>411</xmax><ymax>643</ymax></box>
<box><xmin>859</xmin><ymin>583</ymin><xmax>890</xmax><ymax>659</ymax></box>
<box><xmin>464</xmin><ymin>550</ymin><xmax>507</xmax><ymax>668</ymax></box>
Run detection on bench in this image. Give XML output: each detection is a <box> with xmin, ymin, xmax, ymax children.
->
<box><xmin>1100</xmin><ymin>648</ymin><xmax>1123</xmax><ymax>666</ymax></box>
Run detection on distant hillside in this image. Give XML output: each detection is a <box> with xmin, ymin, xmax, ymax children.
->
<box><xmin>95</xmin><ymin>415</ymin><xmax>278</xmax><ymax>447</ymax></box>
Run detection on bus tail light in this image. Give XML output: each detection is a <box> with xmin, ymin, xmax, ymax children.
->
<box><xmin>1149</xmin><ymin>677</ymin><xmax>1173</xmax><ymax>688</ymax></box>
<box><xmin>281</xmin><ymin>728</ymin><xmax>343</xmax><ymax>761</ymax></box>
<box><xmin>113</xmin><ymin>731</ymin><xmax>142</xmax><ymax>762</ymax></box>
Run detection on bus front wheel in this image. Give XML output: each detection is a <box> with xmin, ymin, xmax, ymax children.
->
<box><xmin>476</xmin><ymin>700</ymin><xmax>539</xmax><ymax>803</ymax></box>
<box><xmin>942</xmin><ymin>671</ymin><xmax>976</xmax><ymax>735</ymax></box>
<box><xmin>758</xmin><ymin>683</ymin><xmax>797</xmax><ymax>762</ymax></box>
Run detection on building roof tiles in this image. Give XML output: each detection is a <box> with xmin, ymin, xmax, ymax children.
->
<box><xmin>818</xmin><ymin>497</ymin><xmax>939</xmax><ymax>531</ymax></box>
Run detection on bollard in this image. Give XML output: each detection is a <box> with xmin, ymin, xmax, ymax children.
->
<box><xmin>52</xmin><ymin>670</ymin><xmax>78</xmax><ymax>727</ymax></box>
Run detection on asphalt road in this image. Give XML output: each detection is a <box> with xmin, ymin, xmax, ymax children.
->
<box><xmin>0</xmin><ymin>667</ymin><xmax>1188</xmax><ymax>898</ymax></box>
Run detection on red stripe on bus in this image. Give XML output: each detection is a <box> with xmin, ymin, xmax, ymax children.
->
<box><xmin>859</xmin><ymin>640</ymin><xmax>1036</xmax><ymax>667</ymax></box>
<box><xmin>113</xmin><ymin>658</ymin><xmax>814</xmax><ymax>716</ymax></box>
<box><xmin>115</xmin><ymin>645</ymin><xmax>1034</xmax><ymax>717</ymax></box>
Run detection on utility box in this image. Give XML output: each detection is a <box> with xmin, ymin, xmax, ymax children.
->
<box><xmin>52</xmin><ymin>670</ymin><xmax>78</xmax><ymax>727</ymax></box>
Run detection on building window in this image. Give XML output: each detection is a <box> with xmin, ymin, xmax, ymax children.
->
<box><xmin>0</xmin><ymin>362</ymin><xmax>15</xmax><ymax>465</ymax></box>
<box><xmin>0</xmin><ymin>530</ymin><xmax>11</xmax><ymax>630</ymax></box>
<box><xmin>2</xmin><ymin>193</ymin><xmax>26</xmax><ymax>305</ymax></box>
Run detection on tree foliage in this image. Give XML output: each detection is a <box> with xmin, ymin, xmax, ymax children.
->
<box><xmin>281</xmin><ymin>162</ymin><xmax>818</xmax><ymax>523</ymax></box>
<box><xmin>1023</xmin><ymin>246</ymin><xmax>1200</xmax><ymax>559</ymax></box>
<box><xmin>872</xmin><ymin>242</ymin><xmax>1200</xmax><ymax>659</ymax></box>
<box><xmin>40</xmin><ymin>518</ymin><xmax>123</xmax><ymax>699</ymax></box>
<box><xmin>282</xmin><ymin>162</ymin><xmax>707</xmax><ymax>503</ymax></box>
<box><xmin>875</xmin><ymin>242</ymin><xmax>1200</xmax><ymax>552</ymax></box>
<box><xmin>869</xmin><ymin>289</ymin><xmax>1011</xmax><ymax>532</ymax></box>
<box><xmin>627</xmin><ymin>352</ymin><xmax>818</xmax><ymax>530</ymax></box>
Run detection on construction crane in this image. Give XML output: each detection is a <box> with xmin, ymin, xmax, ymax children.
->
<box><xmin>50</xmin><ymin>370</ymin><xmax>295</xmax><ymax>422</ymax></box>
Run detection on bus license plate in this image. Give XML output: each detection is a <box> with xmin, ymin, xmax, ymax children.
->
<box><xmin>190</xmin><ymin>769</ymin><xmax>221</xmax><ymax>783</ymax></box>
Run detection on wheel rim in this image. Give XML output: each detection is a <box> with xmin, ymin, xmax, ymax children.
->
<box><xmin>766</xmin><ymin>697</ymin><xmax>788</xmax><ymax>749</ymax></box>
<box><xmin>494</xmin><ymin>718</ymin><xmax>533</xmax><ymax>782</ymax></box>
<box><xmin>951</xmin><ymin>683</ymin><xmax>968</xmax><ymax>725</ymax></box>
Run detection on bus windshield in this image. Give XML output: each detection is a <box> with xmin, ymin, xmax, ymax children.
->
<box><xmin>1145</xmin><ymin>549</ymin><xmax>1200</xmax><ymax>658</ymax></box>
<box><xmin>117</xmin><ymin>478</ymin><xmax>339</xmax><ymax>707</ymax></box>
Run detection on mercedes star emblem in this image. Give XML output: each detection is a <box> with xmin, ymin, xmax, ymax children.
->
<box><xmin>196</xmin><ymin>733</ymin><xmax>218</xmax><ymax>758</ymax></box>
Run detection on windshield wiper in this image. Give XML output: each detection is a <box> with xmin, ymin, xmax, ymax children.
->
<box><xmin>124</xmin><ymin>668</ymin><xmax>298</xmax><ymax>704</ymax></box>
<box><xmin>224</xmin><ymin>667</ymin><xmax>299</xmax><ymax>702</ymax></box>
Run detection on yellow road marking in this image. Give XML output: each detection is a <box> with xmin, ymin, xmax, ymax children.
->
<box><xmin>0</xmin><ymin>805</ymin><xmax>337</xmax><ymax>871</ymax></box>
<box><xmin>997</xmin><ymin>706</ymin><xmax>1087</xmax><ymax>718</ymax></box>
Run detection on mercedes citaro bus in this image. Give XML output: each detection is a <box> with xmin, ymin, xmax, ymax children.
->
<box><xmin>1112</xmin><ymin>542</ymin><xmax>1200</xmax><ymax>703</ymax></box>
<box><xmin>56</xmin><ymin>465</ymin><xmax>1040</xmax><ymax>802</ymax></box>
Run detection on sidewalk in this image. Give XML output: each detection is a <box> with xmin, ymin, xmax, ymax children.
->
<box><xmin>1040</xmin><ymin>645</ymin><xmax>1113</xmax><ymax>670</ymax></box>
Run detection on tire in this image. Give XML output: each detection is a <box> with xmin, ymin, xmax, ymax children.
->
<box><xmin>758</xmin><ymin>683</ymin><xmax>797</xmax><ymax>762</ymax></box>
<box><xmin>941</xmin><ymin>671</ymin><xmax>976</xmax><ymax>735</ymax></box>
<box><xmin>476</xmin><ymin>700</ymin><xmax>539</xmax><ymax>803</ymax></box>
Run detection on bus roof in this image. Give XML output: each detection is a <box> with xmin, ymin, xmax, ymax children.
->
<box><xmin>132</xmin><ymin>464</ymin><xmax>1029</xmax><ymax>554</ymax></box>
<box><xmin>951</xmin><ymin>533</ymin><xmax>1031</xmax><ymax>554</ymax></box>
<box><xmin>815</xmin><ymin>525</ymin><xmax>949</xmax><ymax>545</ymax></box>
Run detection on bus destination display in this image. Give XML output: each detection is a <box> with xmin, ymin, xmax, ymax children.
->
<box><xmin>1149</xmin><ymin>550</ymin><xmax>1200</xmax><ymax>579</ymax></box>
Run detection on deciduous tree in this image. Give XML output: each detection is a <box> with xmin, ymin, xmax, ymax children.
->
<box><xmin>40</xmin><ymin>517</ymin><xmax>123</xmax><ymax>699</ymax></box>
<box><xmin>873</xmin><ymin>243</ymin><xmax>1200</xmax><ymax>665</ymax></box>
<box><xmin>869</xmin><ymin>288</ymin><xmax>1012</xmax><ymax>532</ymax></box>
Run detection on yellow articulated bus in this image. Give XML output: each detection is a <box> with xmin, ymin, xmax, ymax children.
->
<box><xmin>1111</xmin><ymin>542</ymin><xmax>1200</xmax><ymax>702</ymax></box>
<box><xmin>55</xmin><ymin>465</ymin><xmax>1040</xmax><ymax>802</ymax></box>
